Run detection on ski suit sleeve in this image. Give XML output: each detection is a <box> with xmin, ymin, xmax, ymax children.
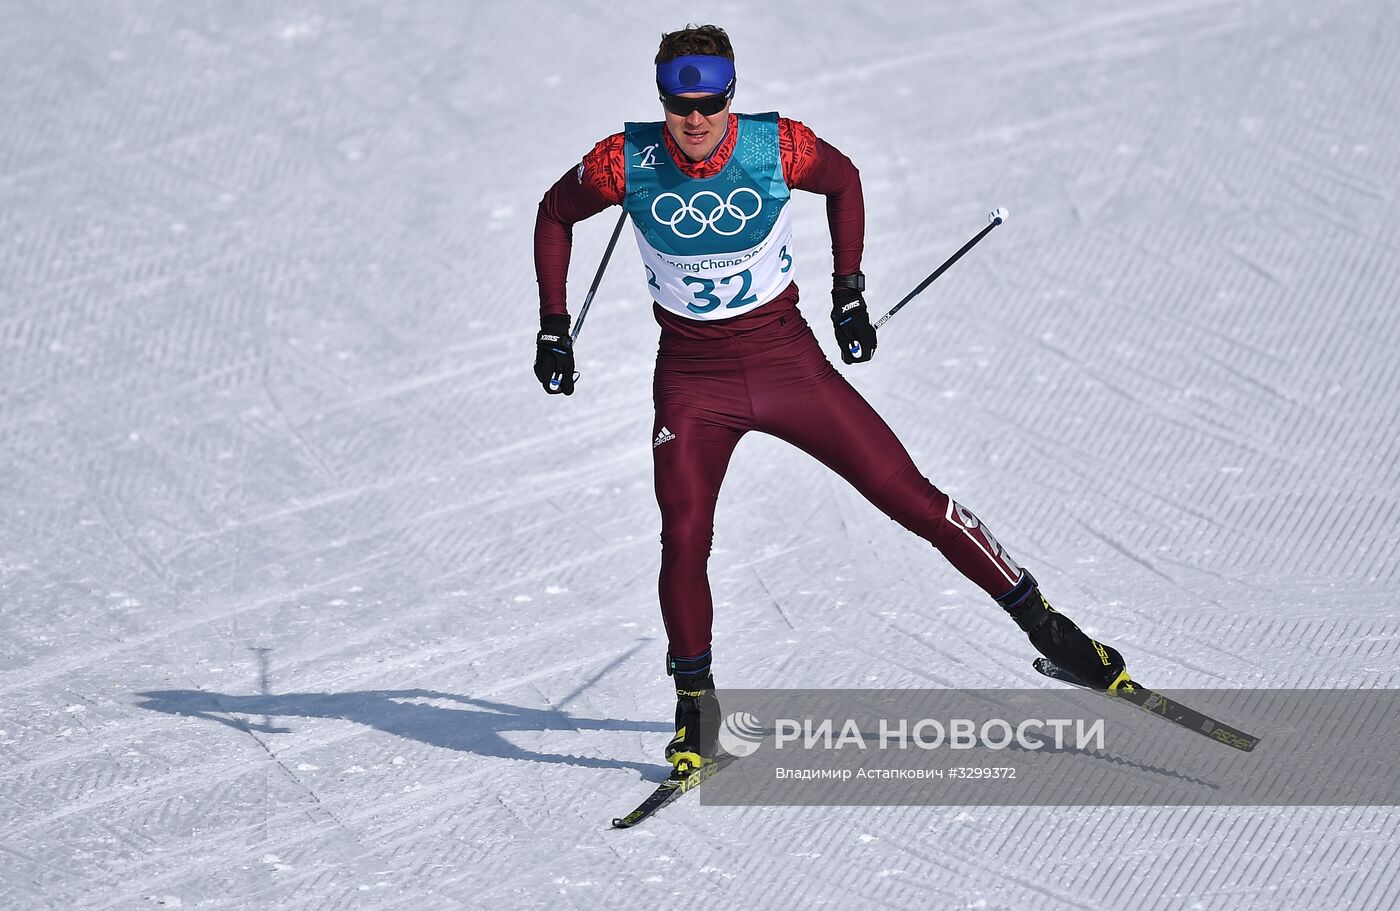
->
<box><xmin>779</xmin><ymin>118</ymin><xmax>865</xmax><ymax>277</ymax></box>
<box><xmin>534</xmin><ymin>134</ymin><xmax>627</xmax><ymax>320</ymax></box>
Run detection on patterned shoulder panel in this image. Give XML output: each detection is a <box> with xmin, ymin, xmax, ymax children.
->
<box><xmin>778</xmin><ymin>117</ymin><xmax>819</xmax><ymax>187</ymax></box>
<box><xmin>578</xmin><ymin>133</ymin><xmax>627</xmax><ymax>205</ymax></box>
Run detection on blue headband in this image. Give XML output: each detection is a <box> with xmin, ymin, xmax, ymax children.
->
<box><xmin>656</xmin><ymin>54</ymin><xmax>735</xmax><ymax>96</ymax></box>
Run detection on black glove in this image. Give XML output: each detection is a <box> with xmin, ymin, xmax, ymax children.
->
<box><xmin>534</xmin><ymin>314</ymin><xmax>575</xmax><ymax>395</ymax></box>
<box><xmin>830</xmin><ymin>273</ymin><xmax>877</xmax><ymax>364</ymax></box>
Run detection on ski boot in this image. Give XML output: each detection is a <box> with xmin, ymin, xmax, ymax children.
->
<box><xmin>663</xmin><ymin>650</ymin><xmax>720</xmax><ymax>777</ymax></box>
<box><xmin>998</xmin><ymin>571</ymin><xmax>1132</xmax><ymax>692</ymax></box>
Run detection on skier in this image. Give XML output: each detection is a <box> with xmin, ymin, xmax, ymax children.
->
<box><xmin>533</xmin><ymin>25</ymin><xmax>1130</xmax><ymax>777</ymax></box>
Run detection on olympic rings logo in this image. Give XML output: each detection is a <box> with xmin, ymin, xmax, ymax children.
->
<box><xmin>651</xmin><ymin>187</ymin><xmax>763</xmax><ymax>238</ymax></box>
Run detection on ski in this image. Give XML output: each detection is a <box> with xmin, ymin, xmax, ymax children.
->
<box><xmin>610</xmin><ymin>755</ymin><xmax>737</xmax><ymax>829</ymax></box>
<box><xmin>1033</xmin><ymin>658</ymin><xmax>1261</xmax><ymax>752</ymax></box>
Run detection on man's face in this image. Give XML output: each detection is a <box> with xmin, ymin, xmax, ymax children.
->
<box><xmin>663</xmin><ymin>94</ymin><xmax>730</xmax><ymax>162</ymax></box>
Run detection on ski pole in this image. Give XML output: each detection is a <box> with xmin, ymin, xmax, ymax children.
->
<box><xmin>872</xmin><ymin>207</ymin><xmax>1008</xmax><ymax>331</ymax></box>
<box><xmin>550</xmin><ymin>209</ymin><xmax>628</xmax><ymax>392</ymax></box>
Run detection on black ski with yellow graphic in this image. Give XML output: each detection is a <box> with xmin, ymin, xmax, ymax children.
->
<box><xmin>1033</xmin><ymin>658</ymin><xmax>1261</xmax><ymax>752</ymax></box>
<box><xmin>610</xmin><ymin>754</ymin><xmax>737</xmax><ymax>829</ymax></box>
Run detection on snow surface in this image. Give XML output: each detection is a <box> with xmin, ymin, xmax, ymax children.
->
<box><xmin>2</xmin><ymin>1</ymin><xmax>1398</xmax><ymax>908</ymax></box>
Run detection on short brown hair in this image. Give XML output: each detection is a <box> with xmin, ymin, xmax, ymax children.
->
<box><xmin>656</xmin><ymin>24</ymin><xmax>734</xmax><ymax>64</ymax></box>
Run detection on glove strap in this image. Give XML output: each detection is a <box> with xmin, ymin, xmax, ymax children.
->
<box><xmin>540</xmin><ymin>313</ymin><xmax>571</xmax><ymax>330</ymax></box>
<box><xmin>833</xmin><ymin>271</ymin><xmax>866</xmax><ymax>292</ymax></box>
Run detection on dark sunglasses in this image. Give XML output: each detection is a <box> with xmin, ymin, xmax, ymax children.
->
<box><xmin>659</xmin><ymin>90</ymin><xmax>731</xmax><ymax>117</ymax></box>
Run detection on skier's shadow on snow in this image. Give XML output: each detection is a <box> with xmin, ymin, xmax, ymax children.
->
<box><xmin>134</xmin><ymin>688</ymin><xmax>670</xmax><ymax>779</ymax></box>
